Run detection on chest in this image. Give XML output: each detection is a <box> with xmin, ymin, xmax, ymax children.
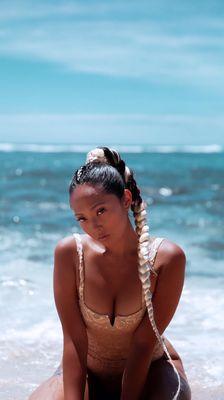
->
<box><xmin>75</xmin><ymin>248</ymin><xmax>158</xmax><ymax>319</ymax></box>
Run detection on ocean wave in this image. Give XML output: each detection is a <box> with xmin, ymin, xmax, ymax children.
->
<box><xmin>0</xmin><ymin>319</ymin><xmax>61</xmax><ymax>344</ymax></box>
<box><xmin>0</xmin><ymin>143</ymin><xmax>223</xmax><ymax>153</ymax></box>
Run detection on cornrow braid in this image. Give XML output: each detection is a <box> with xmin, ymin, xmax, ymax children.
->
<box><xmin>73</xmin><ymin>147</ymin><xmax>181</xmax><ymax>399</ymax></box>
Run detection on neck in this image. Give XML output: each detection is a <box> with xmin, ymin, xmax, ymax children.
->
<box><xmin>104</xmin><ymin>219</ymin><xmax>139</xmax><ymax>257</ymax></box>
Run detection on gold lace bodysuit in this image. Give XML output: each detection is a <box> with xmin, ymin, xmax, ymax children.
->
<box><xmin>54</xmin><ymin>233</ymin><xmax>166</xmax><ymax>379</ymax></box>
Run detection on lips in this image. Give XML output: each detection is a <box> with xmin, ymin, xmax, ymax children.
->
<box><xmin>98</xmin><ymin>234</ymin><xmax>109</xmax><ymax>240</ymax></box>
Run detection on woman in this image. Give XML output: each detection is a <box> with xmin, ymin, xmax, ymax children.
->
<box><xmin>29</xmin><ymin>147</ymin><xmax>191</xmax><ymax>400</ymax></box>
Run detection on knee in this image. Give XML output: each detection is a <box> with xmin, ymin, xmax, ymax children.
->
<box><xmin>141</xmin><ymin>373</ymin><xmax>180</xmax><ymax>400</ymax></box>
<box><xmin>143</xmin><ymin>380</ymin><xmax>191</xmax><ymax>400</ymax></box>
<box><xmin>145</xmin><ymin>386</ymin><xmax>176</xmax><ymax>400</ymax></box>
<box><xmin>179</xmin><ymin>378</ymin><xmax>192</xmax><ymax>400</ymax></box>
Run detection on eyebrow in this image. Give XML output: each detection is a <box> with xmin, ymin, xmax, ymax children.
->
<box><xmin>75</xmin><ymin>201</ymin><xmax>106</xmax><ymax>216</ymax></box>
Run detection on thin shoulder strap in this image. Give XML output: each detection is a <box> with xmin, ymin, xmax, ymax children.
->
<box><xmin>72</xmin><ymin>233</ymin><xmax>84</xmax><ymax>300</ymax></box>
<box><xmin>148</xmin><ymin>236</ymin><xmax>165</xmax><ymax>276</ymax></box>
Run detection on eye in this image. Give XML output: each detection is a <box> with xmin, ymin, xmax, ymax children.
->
<box><xmin>75</xmin><ymin>207</ymin><xmax>106</xmax><ymax>223</ymax></box>
<box><xmin>97</xmin><ymin>207</ymin><xmax>106</xmax><ymax>216</ymax></box>
<box><xmin>76</xmin><ymin>216</ymin><xmax>86</xmax><ymax>222</ymax></box>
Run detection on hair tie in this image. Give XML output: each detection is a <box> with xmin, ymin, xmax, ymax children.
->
<box><xmin>86</xmin><ymin>148</ymin><xmax>108</xmax><ymax>164</ymax></box>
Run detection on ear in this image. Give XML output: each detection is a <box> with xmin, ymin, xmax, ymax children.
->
<box><xmin>123</xmin><ymin>189</ymin><xmax>133</xmax><ymax>210</ymax></box>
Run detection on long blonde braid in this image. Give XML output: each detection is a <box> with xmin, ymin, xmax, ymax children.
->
<box><xmin>85</xmin><ymin>147</ymin><xmax>181</xmax><ymax>400</ymax></box>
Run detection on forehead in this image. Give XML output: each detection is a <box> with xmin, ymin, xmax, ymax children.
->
<box><xmin>70</xmin><ymin>183</ymin><xmax>119</xmax><ymax>211</ymax></box>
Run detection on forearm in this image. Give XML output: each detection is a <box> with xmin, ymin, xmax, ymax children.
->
<box><xmin>121</xmin><ymin>344</ymin><xmax>153</xmax><ymax>400</ymax></box>
<box><xmin>63</xmin><ymin>341</ymin><xmax>87</xmax><ymax>400</ymax></box>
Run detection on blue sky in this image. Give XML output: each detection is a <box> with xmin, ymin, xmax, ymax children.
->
<box><xmin>0</xmin><ymin>0</ymin><xmax>224</xmax><ymax>145</ymax></box>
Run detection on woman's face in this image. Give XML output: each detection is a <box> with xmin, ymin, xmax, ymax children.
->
<box><xmin>70</xmin><ymin>183</ymin><xmax>132</xmax><ymax>243</ymax></box>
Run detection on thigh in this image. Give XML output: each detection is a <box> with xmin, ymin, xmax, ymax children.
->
<box><xmin>140</xmin><ymin>354</ymin><xmax>191</xmax><ymax>400</ymax></box>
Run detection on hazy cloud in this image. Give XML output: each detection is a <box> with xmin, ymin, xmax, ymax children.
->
<box><xmin>0</xmin><ymin>1</ymin><xmax>223</xmax><ymax>86</ymax></box>
<box><xmin>0</xmin><ymin>113</ymin><xmax>223</xmax><ymax>144</ymax></box>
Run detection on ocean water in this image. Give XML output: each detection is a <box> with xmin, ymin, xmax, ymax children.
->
<box><xmin>0</xmin><ymin>144</ymin><xmax>223</xmax><ymax>399</ymax></box>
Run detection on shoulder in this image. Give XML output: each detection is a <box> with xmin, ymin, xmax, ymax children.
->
<box><xmin>54</xmin><ymin>233</ymin><xmax>91</xmax><ymax>267</ymax></box>
<box><xmin>154</xmin><ymin>237</ymin><xmax>186</xmax><ymax>273</ymax></box>
<box><xmin>53</xmin><ymin>235</ymin><xmax>80</xmax><ymax>293</ymax></box>
<box><xmin>158</xmin><ymin>238</ymin><xmax>186</xmax><ymax>262</ymax></box>
<box><xmin>54</xmin><ymin>234</ymin><xmax>82</xmax><ymax>274</ymax></box>
<box><xmin>54</xmin><ymin>234</ymin><xmax>77</xmax><ymax>256</ymax></box>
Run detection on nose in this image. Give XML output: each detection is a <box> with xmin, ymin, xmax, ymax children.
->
<box><xmin>91</xmin><ymin>217</ymin><xmax>103</xmax><ymax>232</ymax></box>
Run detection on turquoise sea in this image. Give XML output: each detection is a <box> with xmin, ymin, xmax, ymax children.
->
<box><xmin>0</xmin><ymin>143</ymin><xmax>223</xmax><ymax>399</ymax></box>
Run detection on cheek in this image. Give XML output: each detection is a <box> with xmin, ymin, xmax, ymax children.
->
<box><xmin>109</xmin><ymin>209</ymin><xmax>127</xmax><ymax>227</ymax></box>
<box><xmin>78</xmin><ymin>220</ymin><xmax>92</xmax><ymax>232</ymax></box>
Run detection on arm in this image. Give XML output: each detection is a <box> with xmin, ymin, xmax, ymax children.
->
<box><xmin>121</xmin><ymin>240</ymin><xmax>186</xmax><ymax>400</ymax></box>
<box><xmin>53</xmin><ymin>237</ymin><xmax>88</xmax><ymax>400</ymax></box>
